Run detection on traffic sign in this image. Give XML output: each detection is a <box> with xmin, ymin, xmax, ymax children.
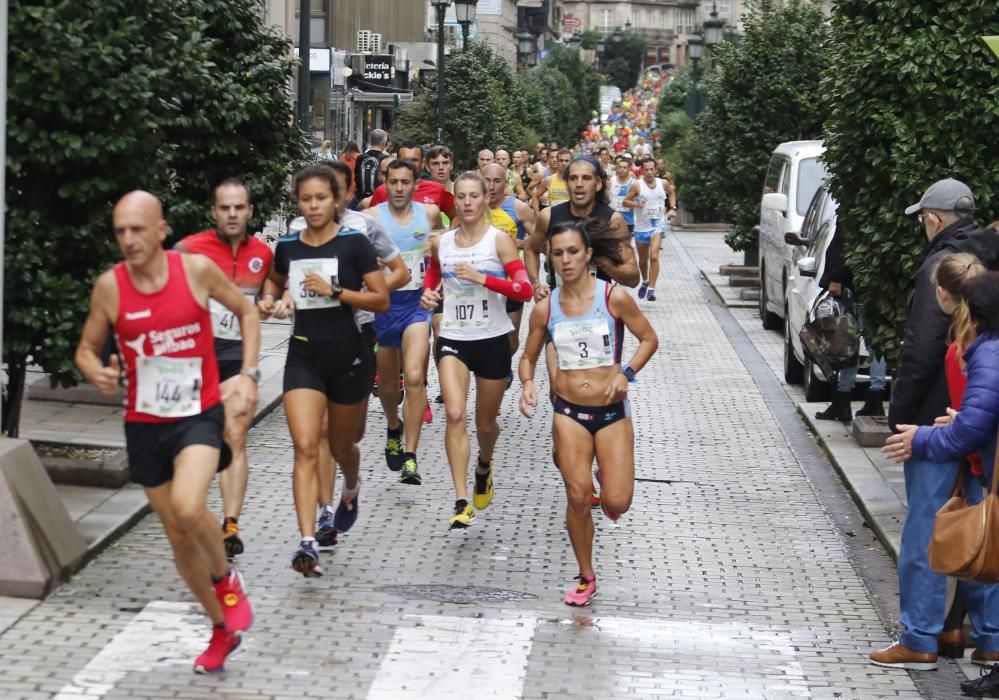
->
<box><xmin>562</xmin><ymin>15</ymin><xmax>581</xmax><ymax>30</ymax></box>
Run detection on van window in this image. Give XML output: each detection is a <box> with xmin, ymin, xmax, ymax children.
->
<box><xmin>796</xmin><ymin>157</ymin><xmax>827</xmax><ymax>216</ymax></box>
<box><xmin>763</xmin><ymin>156</ymin><xmax>784</xmax><ymax>195</ymax></box>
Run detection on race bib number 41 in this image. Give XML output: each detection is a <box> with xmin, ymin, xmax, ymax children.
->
<box><xmin>442</xmin><ymin>283</ymin><xmax>489</xmax><ymax>331</ymax></box>
<box><xmin>209</xmin><ymin>293</ymin><xmax>256</xmax><ymax>341</ymax></box>
<box><xmin>136</xmin><ymin>356</ymin><xmax>203</xmax><ymax>418</ymax></box>
<box><xmin>289</xmin><ymin>258</ymin><xmax>340</xmax><ymax>310</ymax></box>
<box><xmin>553</xmin><ymin>318</ymin><xmax>613</xmax><ymax>370</ymax></box>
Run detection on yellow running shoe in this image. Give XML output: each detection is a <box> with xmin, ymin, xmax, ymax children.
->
<box><xmin>473</xmin><ymin>462</ymin><xmax>494</xmax><ymax>510</ymax></box>
<box><xmin>448</xmin><ymin>500</ymin><xmax>476</xmax><ymax>529</ymax></box>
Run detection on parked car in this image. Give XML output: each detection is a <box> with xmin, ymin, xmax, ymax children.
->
<box><xmin>756</xmin><ymin>140</ymin><xmax>827</xmax><ymax>331</ymax></box>
<box><xmin>782</xmin><ymin>183</ymin><xmax>841</xmax><ymax>401</ymax></box>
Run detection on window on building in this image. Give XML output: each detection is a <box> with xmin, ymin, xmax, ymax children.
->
<box><xmin>598</xmin><ymin>8</ymin><xmax>614</xmax><ymax>33</ymax></box>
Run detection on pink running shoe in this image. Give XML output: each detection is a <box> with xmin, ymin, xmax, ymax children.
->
<box><xmin>593</xmin><ymin>469</ymin><xmax>620</xmax><ymax>522</ymax></box>
<box><xmin>423</xmin><ymin>400</ymin><xmax>433</xmax><ymax>424</ymax></box>
<box><xmin>564</xmin><ymin>574</ymin><xmax>597</xmax><ymax>606</ymax></box>
<box><xmin>193</xmin><ymin>626</ymin><xmax>241</xmax><ymax>673</ymax></box>
<box><xmin>213</xmin><ymin>568</ymin><xmax>254</xmax><ymax>634</ymax></box>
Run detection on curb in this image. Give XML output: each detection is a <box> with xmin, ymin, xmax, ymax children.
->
<box><xmin>795</xmin><ymin>402</ymin><xmax>904</xmax><ymax>561</ymax></box>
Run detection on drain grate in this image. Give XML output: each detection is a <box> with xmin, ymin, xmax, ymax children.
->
<box><xmin>380</xmin><ymin>584</ymin><xmax>539</xmax><ymax>605</ymax></box>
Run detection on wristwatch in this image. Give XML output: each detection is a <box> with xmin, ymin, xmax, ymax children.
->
<box><xmin>240</xmin><ymin>367</ymin><xmax>261</xmax><ymax>383</ymax></box>
<box><xmin>329</xmin><ymin>275</ymin><xmax>343</xmax><ymax>298</ymax></box>
<box><xmin>620</xmin><ymin>365</ymin><xmax>637</xmax><ymax>383</ymax></box>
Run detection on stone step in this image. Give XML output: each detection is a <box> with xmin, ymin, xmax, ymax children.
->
<box><xmin>739</xmin><ymin>288</ymin><xmax>760</xmax><ymax>301</ymax></box>
<box><xmin>728</xmin><ymin>276</ymin><xmax>760</xmax><ymax>288</ymax></box>
<box><xmin>719</xmin><ymin>265</ymin><xmax>759</xmax><ymax>278</ymax></box>
<box><xmin>852</xmin><ymin>415</ymin><xmax>892</xmax><ymax>448</ymax></box>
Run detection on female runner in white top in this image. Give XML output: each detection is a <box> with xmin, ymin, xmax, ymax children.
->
<box><xmin>420</xmin><ymin>172</ymin><xmax>533</xmax><ymax>529</ymax></box>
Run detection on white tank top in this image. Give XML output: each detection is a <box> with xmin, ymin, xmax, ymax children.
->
<box><xmin>439</xmin><ymin>226</ymin><xmax>514</xmax><ymax>341</ymax></box>
<box><xmin>634</xmin><ymin>178</ymin><xmax>667</xmax><ymax>233</ymax></box>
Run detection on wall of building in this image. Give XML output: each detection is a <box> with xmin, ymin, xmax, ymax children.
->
<box><xmin>329</xmin><ymin>0</ymin><xmax>427</xmax><ymax>51</ymax></box>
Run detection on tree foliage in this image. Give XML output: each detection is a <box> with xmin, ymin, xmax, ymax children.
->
<box><xmin>394</xmin><ymin>41</ymin><xmax>600</xmax><ymax>168</ymax></box>
<box><xmin>4</xmin><ymin>0</ymin><xmax>306</xmax><ymax>434</ymax></box>
<box><xmin>674</xmin><ymin>0</ymin><xmax>828</xmax><ymax>249</ymax></box>
<box><xmin>601</xmin><ymin>32</ymin><xmax>647</xmax><ymax>93</ymax></box>
<box><xmin>822</xmin><ymin>0</ymin><xmax>999</xmax><ymax>361</ymax></box>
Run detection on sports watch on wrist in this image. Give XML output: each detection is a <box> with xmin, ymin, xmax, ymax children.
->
<box><xmin>329</xmin><ymin>275</ymin><xmax>343</xmax><ymax>298</ymax></box>
<box><xmin>240</xmin><ymin>367</ymin><xmax>261</xmax><ymax>383</ymax></box>
<box><xmin>620</xmin><ymin>365</ymin><xmax>637</xmax><ymax>383</ymax></box>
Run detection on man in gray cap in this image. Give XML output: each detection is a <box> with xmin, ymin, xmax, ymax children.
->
<box><xmin>870</xmin><ymin>178</ymin><xmax>999</xmax><ymax>670</ymax></box>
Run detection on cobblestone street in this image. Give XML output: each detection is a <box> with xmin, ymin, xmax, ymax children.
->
<box><xmin>0</xmin><ymin>233</ymin><xmax>923</xmax><ymax>699</ymax></box>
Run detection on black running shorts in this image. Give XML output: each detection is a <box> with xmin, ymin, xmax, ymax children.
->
<box><xmin>217</xmin><ymin>359</ymin><xmax>242</xmax><ymax>383</ymax></box>
<box><xmin>283</xmin><ymin>336</ymin><xmax>374</xmax><ymax>405</ymax></box>
<box><xmin>435</xmin><ymin>334</ymin><xmax>512</xmax><ymax>380</ymax></box>
<box><xmin>124</xmin><ymin>404</ymin><xmax>231</xmax><ymax>489</ymax></box>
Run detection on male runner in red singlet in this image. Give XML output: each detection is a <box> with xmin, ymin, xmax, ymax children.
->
<box><xmin>76</xmin><ymin>191</ymin><xmax>260</xmax><ymax>674</ymax></box>
<box><xmin>175</xmin><ymin>179</ymin><xmax>272</xmax><ymax>557</ymax></box>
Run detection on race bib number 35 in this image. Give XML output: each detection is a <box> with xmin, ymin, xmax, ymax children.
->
<box><xmin>136</xmin><ymin>356</ymin><xmax>203</xmax><ymax>418</ymax></box>
<box><xmin>289</xmin><ymin>258</ymin><xmax>340</xmax><ymax>310</ymax></box>
<box><xmin>442</xmin><ymin>283</ymin><xmax>489</xmax><ymax>331</ymax></box>
<box><xmin>553</xmin><ymin>318</ymin><xmax>613</xmax><ymax>370</ymax></box>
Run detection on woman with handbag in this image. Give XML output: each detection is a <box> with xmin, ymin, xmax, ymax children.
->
<box><xmin>885</xmin><ymin>264</ymin><xmax>999</xmax><ymax>686</ymax></box>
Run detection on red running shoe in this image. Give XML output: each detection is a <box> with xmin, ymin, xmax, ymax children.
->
<box><xmin>213</xmin><ymin>568</ymin><xmax>254</xmax><ymax>635</ymax></box>
<box><xmin>591</xmin><ymin>490</ymin><xmax>601</xmax><ymax>508</ymax></box>
<box><xmin>193</xmin><ymin>626</ymin><xmax>241</xmax><ymax>673</ymax></box>
<box><xmin>423</xmin><ymin>400</ymin><xmax>433</xmax><ymax>424</ymax></box>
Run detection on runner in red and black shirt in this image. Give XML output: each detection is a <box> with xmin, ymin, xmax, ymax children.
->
<box><xmin>366</xmin><ymin>141</ymin><xmax>457</xmax><ymax>219</ymax></box>
<box><xmin>175</xmin><ymin>179</ymin><xmax>273</xmax><ymax>558</ymax></box>
<box><xmin>76</xmin><ymin>191</ymin><xmax>260</xmax><ymax>674</ymax></box>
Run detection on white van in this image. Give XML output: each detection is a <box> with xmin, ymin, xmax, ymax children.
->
<box><xmin>756</xmin><ymin>140</ymin><xmax>827</xmax><ymax>330</ymax></box>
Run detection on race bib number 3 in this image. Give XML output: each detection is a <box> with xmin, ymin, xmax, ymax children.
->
<box><xmin>442</xmin><ymin>283</ymin><xmax>490</xmax><ymax>331</ymax></box>
<box><xmin>209</xmin><ymin>293</ymin><xmax>256</xmax><ymax>341</ymax></box>
<box><xmin>398</xmin><ymin>250</ymin><xmax>427</xmax><ymax>291</ymax></box>
<box><xmin>136</xmin><ymin>356</ymin><xmax>203</xmax><ymax>418</ymax></box>
<box><xmin>553</xmin><ymin>318</ymin><xmax>613</xmax><ymax>370</ymax></box>
<box><xmin>289</xmin><ymin>258</ymin><xmax>340</xmax><ymax>310</ymax></box>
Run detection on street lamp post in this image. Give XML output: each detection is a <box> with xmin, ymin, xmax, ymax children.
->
<box><xmin>297</xmin><ymin>0</ymin><xmax>311</xmax><ymax>134</ymax></box>
<box><xmin>685</xmin><ymin>34</ymin><xmax>705</xmax><ymax>117</ymax></box>
<box><xmin>431</xmin><ymin>0</ymin><xmax>451</xmax><ymax>144</ymax></box>
<box><xmin>516</xmin><ymin>31</ymin><xmax>536</xmax><ymax>70</ymax></box>
<box><xmin>595</xmin><ymin>36</ymin><xmax>606</xmax><ymax>70</ymax></box>
<box><xmin>704</xmin><ymin>2</ymin><xmax>725</xmax><ymax>49</ymax></box>
<box><xmin>454</xmin><ymin>0</ymin><xmax>478</xmax><ymax>50</ymax></box>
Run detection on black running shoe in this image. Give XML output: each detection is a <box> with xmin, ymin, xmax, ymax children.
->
<box><xmin>963</xmin><ymin>663</ymin><xmax>999</xmax><ymax>697</ymax></box>
<box><xmin>399</xmin><ymin>456</ymin><xmax>422</xmax><ymax>485</ymax></box>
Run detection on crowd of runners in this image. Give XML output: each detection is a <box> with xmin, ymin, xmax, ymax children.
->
<box><xmin>74</xmin><ymin>128</ymin><xmax>669</xmax><ymax>673</ymax></box>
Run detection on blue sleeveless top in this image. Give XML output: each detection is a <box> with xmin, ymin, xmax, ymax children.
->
<box><xmin>376</xmin><ymin>202</ymin><xmax>431</xmax><ymax>304</ymax></box>
<box><xmin>546</xmin><ymin>279</ymin><xmax>624</xmax><ymax>371</ymax></box>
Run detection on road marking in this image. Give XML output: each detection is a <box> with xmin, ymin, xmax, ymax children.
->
<box><xmin>366</xmin><ymin>615</ymin><xmax>536</xmax><ymax>699</ymax></box>
<box><xmin>54</xmin><ymin>601</ymin><xmax>205</xmax><ymax>699</ymax></box>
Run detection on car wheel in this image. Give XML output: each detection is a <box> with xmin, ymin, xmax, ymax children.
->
<box><xmin>803</xmin><ymin>359</ymin><xmax>832</xmax><ymax>402</ymax></box>
<box><xmin>759</xmin><ymin>265</ymin><xmax>782</xmax><ymax>331</ymax></box>
<box><xmin>783</xmin><ymin>309</ymin><xmax>804</xmax><ymax>385</ymax></box>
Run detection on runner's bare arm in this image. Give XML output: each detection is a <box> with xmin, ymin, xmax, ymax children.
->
<box><xmin>341</xmin><ymin>268</ymin><xmax>390</xmax><ymax>313</ymax></box>
<box><xmin>622</xmin><ymin>181</ymin><xmax>642</xmax><ymax>208</ymax></box>
<box><xmin>517</xmin><ymin>299</ymin><xmax>550</xmax><ymax>418</ymax></box>
<box><xmin>516</xmin><ymin>200</ymin><xmax>537</xmax><ymax>251</ymax></box>
<box><xmin>426</xmin><ymin>204</ymin><xmax>443</xmax><ymax>231</ymax></box>
<box><xmin>608</xmin><ymin>286</ymin><xmax>659</xmax><ymax>375</ymax></box>
<box><xmin>525</xmin><ymin>207</ymin><xmax>550</xmax><ymax>291</ymax></box>
<box><xmin>594</xmin><ymin>214</ymin><xmax>640</xmax><ymax>288</ymax></box>
<box><xmin>259</xmin><ymin>267</ymin><xmax>287</xmax><ymax>319</ymax></box>
<box><xmin>75</xmin><ymin>271</ymin><xmax>121</xmax><ymax>396</ymax></box>
<box><xmin>383</xmin><ymin>255</ymin><xmax>410</xmax><ymax>292</ymax></box>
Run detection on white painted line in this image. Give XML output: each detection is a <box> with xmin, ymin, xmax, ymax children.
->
<box><xmin>366</xmin><ymin>615</ymin><xmax>537</xmax><ymax>700</ymax></box>
<box><xmin>54</xmin><ymin>601</ymin><xmax>207</xmax><ymax>699</ymax></box>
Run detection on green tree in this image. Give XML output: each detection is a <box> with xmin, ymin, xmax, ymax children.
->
<box><xmin>821</xmin><ymin>1</ymin><xmax>999</xmax><ymax>361</ymax></box>
<box><xmin>675</xmin><ymin>0</ymin><xmax>828</xmax><ymax>251</ymax></box>
<box><xmin>542</xmin><ymin>44</ymin><xmax>602</xmax><ymax>142</ymax></box>
<box><xmin>395</xmin><ymin>42</ymin><xmax>524</xmax><ymax>168</ymax></box>
<box><xmin>4</xmin><ymin>0</ymin><xmax>305</xmax><ymax>435</ymax></box>
<box><xmin>601</xmin><ymin>32</ymin><xmax>647</xmax><ymax>92</ymax></box>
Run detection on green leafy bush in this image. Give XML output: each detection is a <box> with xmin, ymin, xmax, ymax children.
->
<box><xmin>675</xmin><ymin>0</ymin><xmax>828</xmax><ymax>249</ymax></box>
<box><xmin>822</xmin><ymin>0</ymin><xmax>999</xmax><ymax>360</ymax></box>
<box><xmin>4</xmin><ymin>0</ymin><xmax>306</xmax><ymax>435</ymax></box>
